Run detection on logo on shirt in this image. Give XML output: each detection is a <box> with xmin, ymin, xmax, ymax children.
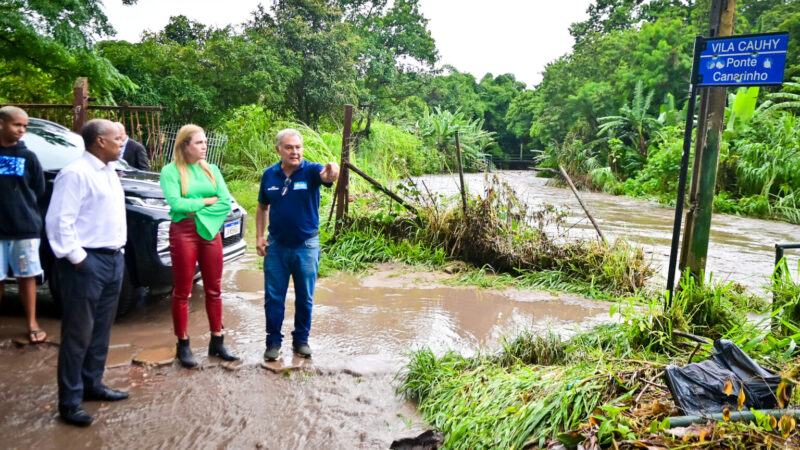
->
<box><xmin>267</xmin><ymin>186</ymin><xmax>279</xmax><ymax>191</ymax></box>
<box><xmin>0</xmin><ymin>156</ymin><xmax>25</xmax><ymax>176</ymax></box>
<box><xmin>294</xmin><ymin>181</ymin><xmax>308</xmax><ymax>190</ymax></box>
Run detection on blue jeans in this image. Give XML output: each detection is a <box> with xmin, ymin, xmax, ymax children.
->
<box><xmin>56</xmin><ymin>250</ymin><xmax>124</xmax><ymax>408</ymax></box>
<box><xmin>264</xmin><ymin>235</ymin><xmax>320</xmax><ymax>348</ymax></box>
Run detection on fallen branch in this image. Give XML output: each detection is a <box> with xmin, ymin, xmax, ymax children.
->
<box><xmin>688</xmin><ymin>342</ymin><xmax>702</xmax><ymax>364</ymax></box>
<box><xmin>673</xmin><ymin>330</ymin><xmax>712</xmax><ymax>344</ymax></box>
<box><xmin>558</xmin><ymin>166</ymin><xmax>606</xmax><ymax>242</ymax></box>
<box><xmin>346</xmin><ymin>162</ymin><xmax>418</xmax><ymax>215</ymax></box>
<box><xmin>634</xmin><ymin>370</ymin><xmax>666</xmax><ymax>404</ymax></box>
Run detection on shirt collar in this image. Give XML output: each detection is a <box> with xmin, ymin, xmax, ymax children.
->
<box><xmin>83</xmin><ymin>151</ymin><xmax>115</xmax><ymax>171</ymax></box>
<box><xmin>275</xmin><ymin>160</ymin><xmax>306</xmax><ymax>177</ymax></box>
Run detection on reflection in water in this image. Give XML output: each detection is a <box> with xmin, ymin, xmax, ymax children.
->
<box><xmin>415</xmin><ymin>171</ymin><xmax>800</xmax><ymax>291</ymax></box>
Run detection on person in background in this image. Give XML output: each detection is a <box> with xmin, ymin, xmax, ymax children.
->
<box><xmin>117</xmin><ymin>122</ymin><xmax>150</xmax><ymax>171</ymax></box>
<box><xmin>0</xmin><ymin>106</ymin><xmax>46</xmax><ymax>344</ymax></box>
<box><xmin>255</xmin><ymin>128</ymin><xmax>339</xmax><ymax>362</ymax></box>
<box><xmin>160</xmin><ymin>124</ymin><xmax>238</xmax><ymax>368</ymax></box>
<box><xmin>45</xmin><ymin>118</ymin><xmax>130</xmax><ymax>427</ymax></box>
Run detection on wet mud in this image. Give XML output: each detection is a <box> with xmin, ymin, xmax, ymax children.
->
<box><xmin>0</xmin><ymin>251</ymin><xmax>610</xmax><ymax>448</ymax></box>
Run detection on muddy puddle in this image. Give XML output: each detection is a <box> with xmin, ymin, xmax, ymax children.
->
<box><xmin>0</xmin><ymin>252</ymin><xmax>611</xmax><ymax>449</ymax></box>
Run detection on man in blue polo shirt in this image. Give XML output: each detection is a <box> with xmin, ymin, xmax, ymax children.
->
<box><xmin>256</xmin><ymin>128</ymin><xmax>339</xmax><ymax>361</ymax></box>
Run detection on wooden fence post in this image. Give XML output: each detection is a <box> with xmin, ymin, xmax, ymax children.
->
<box><xmin>333</xmin><ymin>104</ymin><xmax>354</xmax><ymax>237</ymax></box>
<box><xmin>454</xmin><ymin>131</ymin><xmax>468</xmax><ymax>215</ymax></box>
<box><xmin>72</xmin><ymin>77</ymin><xmax>88</xmax><ymax>133</ymax></box>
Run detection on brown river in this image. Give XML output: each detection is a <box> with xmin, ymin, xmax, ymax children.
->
<box><xmin>1</xmin><ymin>171</ymin><xmax>798</xmax><ymax>448</ymax></box>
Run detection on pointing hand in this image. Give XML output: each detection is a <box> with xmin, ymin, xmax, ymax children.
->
<box><xmin>320</xmin><ymin>162</ymin><xmax>340</xmax><ymax>183</ymax></box>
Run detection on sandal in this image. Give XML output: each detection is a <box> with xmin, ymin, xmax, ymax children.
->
<box><xmin>28</xmin><ymin>329</ymin><xmax>47</xmax><ymax>344</ymax></box>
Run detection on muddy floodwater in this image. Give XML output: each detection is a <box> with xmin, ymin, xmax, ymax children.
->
<box><xmin>1</xmin><ymin>254</ymin><xmax>611</xmax><ymax>449</ymax></box>
<box><xmin>416</xmin><ymin>171</ymin><xmax>800</xmax><ymax>291</ymax></box>
<box><xmin>3</xmin><ymin>170</ymin><xmax>796</xmax><ymax>448</ymax></box>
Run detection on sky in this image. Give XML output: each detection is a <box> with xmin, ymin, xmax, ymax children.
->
<box><xmin>102</xmin><ymin>0</ymin><xmax>593</xmax><ymax>88</ymax></box>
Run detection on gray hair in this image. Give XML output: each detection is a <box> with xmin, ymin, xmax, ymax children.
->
<box><xmin>82</xmin><ymin>119</ymin><xmax>113</xmax><ymax>149</ymax></box>
<box><xmin>275</xmin><ymin>128</ymin><xmax>303</xmax><ymax>147</ymax></box>
<box><xmin>0</xmin><ymin>106</ymin><xmax>27</xmax><ymax>121</ymax></box>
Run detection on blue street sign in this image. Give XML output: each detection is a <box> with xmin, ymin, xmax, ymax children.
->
<box><xmin>697</xmin><ymin>32</ymin><xmax>788</xmax><ymax>87</ymax></box>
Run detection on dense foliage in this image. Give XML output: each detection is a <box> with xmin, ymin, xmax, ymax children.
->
<box><xmin>7</xmin><ymin>1</ymin><xmax>800</xmax><ymax>220</ymax></box>
<box><xmin>510</xmin><ymin>0</ymin><xmax>800</xmax><ymax>223</ymax></box>
<box><xmin>0</xmin><ymin>0</ymin><xmax>137</xmax><ymax>102</ymax></box>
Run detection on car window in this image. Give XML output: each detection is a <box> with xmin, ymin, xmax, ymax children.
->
<box><xmin>23</xmin><ymin>119</ymin><xmax>84</xmax><ymax>171</ymax></box>
<box><xmin>114</xmin><ymin>157</ymin><xmax>135</xmax><ymax>172</ymax></box>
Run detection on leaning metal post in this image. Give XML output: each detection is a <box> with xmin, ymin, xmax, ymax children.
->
<box><xmin>666</xmin><ymin>36</ymin><xmax>703</xmax><ymax>308</ymax></box>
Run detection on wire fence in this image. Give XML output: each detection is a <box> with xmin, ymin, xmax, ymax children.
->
<box><xmin>151</xmin><ymin>123</ymin><xmax>228</xmax><ymax>171</ymax></box>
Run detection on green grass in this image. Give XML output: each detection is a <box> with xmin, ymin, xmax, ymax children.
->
<box><xmin>397</xmin><ymin>342</ymin><xmax>657</xmax><ymax>448</ymax></box>
<box><xmin>396</xmin><ymin>272</ymin><xmax>800</xmax><ymax>448</ymax></box>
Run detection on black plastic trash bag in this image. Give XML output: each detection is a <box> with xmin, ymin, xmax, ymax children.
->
<box><xmin>664</xmin><ymin>339</ymin><xmax>789</xmax><ymax>416</ymax></box>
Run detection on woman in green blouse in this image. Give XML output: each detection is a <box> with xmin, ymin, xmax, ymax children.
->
<box><xmin>160</xmin><ymin>124</ymin><xmax>238</xmax><ymax>367</ymax></box>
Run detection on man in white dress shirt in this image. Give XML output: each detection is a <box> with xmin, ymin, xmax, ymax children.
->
<box><xmin>45</xmin><ymin>118</ymin><xmax>129</xmax><ymax>427</ymax></box>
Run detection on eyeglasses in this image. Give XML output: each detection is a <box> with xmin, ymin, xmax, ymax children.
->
<box><xmin>281</xmin><ymin>177</ymin><xmax>291</xmax><ymax>196</ymax></box>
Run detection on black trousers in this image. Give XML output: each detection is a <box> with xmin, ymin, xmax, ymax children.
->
<box><xmin>56</xmin><ymin>250</ymin><xmax>123</xmax><ymax>408</ymax></box>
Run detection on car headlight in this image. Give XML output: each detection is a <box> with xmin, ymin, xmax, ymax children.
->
<box><xmin>126</xmin><ymin>196</ymin><xmax>170</xmax><ymax>209</ymax></box>
<box><xmin>157</xmin><ymin>220</ymin><xmax>170</xmax><ymax>253</ymax></box>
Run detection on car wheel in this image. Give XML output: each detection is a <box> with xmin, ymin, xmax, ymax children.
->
<box><xmin>116</xmin><ymin>265</ymin><xmax>142</xmax><ymax>319</ymax></box>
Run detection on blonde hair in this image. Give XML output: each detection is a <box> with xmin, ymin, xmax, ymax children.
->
<box><xmin>173</xmin><ymin>124</ymin><xmax>216</xmax><ymax>196</ymax></box>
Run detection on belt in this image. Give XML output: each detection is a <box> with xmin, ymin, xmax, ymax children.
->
<box><xmin>85</xmin><ymin>247</ymin><xmax>123</xmax><ymax>256</ymax></box>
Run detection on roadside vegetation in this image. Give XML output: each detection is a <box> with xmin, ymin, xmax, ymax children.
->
<box><xmin>8</xmin><ymin>0</ymin><xmax>800</xmax><ymax>446</ymax></box>
<box><xmin>397</xmin><ymin>267</ymin><xmax>800</xmax><ymax>448</ymax></box>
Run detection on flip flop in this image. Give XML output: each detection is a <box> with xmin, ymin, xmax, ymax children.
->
<box><xmin>28</xmin><ymin>329</ymin><xmax>47</xmax><ymax>344</ymax></box>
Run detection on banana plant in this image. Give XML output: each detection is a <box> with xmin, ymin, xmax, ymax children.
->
<box><xmin>597</xmin><ymin>81</ymin><xmax>661</xmax><ymax>158</ymax></box>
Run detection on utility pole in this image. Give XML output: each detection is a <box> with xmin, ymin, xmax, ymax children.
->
<box><xmin>678</xmin><ymin>0</ymin><xmax>736</xmax><ymax>281</ymax></box>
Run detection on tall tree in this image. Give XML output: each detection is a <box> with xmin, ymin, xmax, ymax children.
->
<box><xmin>339</xmin><ymin>0</ymin><xmax>437</xmax><ymax>131</ymax></box>
<box><xmin>423</xmin><ymin>68</ymin><xmax>486</xmax><ymax>120</ymax></box>
<box><xmin>245</xmin><ymin>0</ymin><xmax>358</xmax><ymax>125</ymax></box>
<box><xmin>569</xmin><ymin>0</ymin><xmax>691</xmax><ymax>43</ymax></box>
<box><xmin>100</xmin><ymin>16</ymin><xmax>290</xmax><ymax>125</ymax></box>
<box><xmin>0</xmin><ymin>0</ymin><xmax>136</xmax><ymax>103</ymax></box>
<box><xmin>478</xmin><ymin>73</ymin><xmax>526</xmax><ymax>155</ymax></box>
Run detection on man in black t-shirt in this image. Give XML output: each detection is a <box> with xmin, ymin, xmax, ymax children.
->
<box><xmin>0</xmin><ymin>106</ymin><xmax>46</xmax><ymax>344</ymax></box>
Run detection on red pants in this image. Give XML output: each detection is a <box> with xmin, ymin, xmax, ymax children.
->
<box><xmin>169</xmin><ymin>218</ymin><xmax>223</xmax><ymax>338</ymax></box>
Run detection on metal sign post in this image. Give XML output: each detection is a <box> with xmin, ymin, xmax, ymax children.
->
<box><xmin>665</xmin><ymin>36</ymin><xmax>703</xmax><ymax>307</ymax></box>
<box><xmin>665</xmin><ymin>31</ymin><xmax>789</xmax><ymax>307</ymax></box>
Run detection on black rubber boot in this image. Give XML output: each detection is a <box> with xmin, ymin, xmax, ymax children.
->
<box><xmin>208</xmin><ymin>335</ymin><xmax>239</xmax><ymax>361</ymax></box>
<box><xmin>176</xmin><ymin>338</ymin><xmax>198</xmax><ymax>368</ymax></box>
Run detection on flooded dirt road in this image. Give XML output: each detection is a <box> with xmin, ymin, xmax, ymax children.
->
<box><xmin>416</xmin><ymin>171</ymin><xmax>800</xmax><ymax>291</ymax></box>
<box><xmin>0</xmin><ymin>253</ymin><xmax>612</xmax><ymax>449</ymax></box>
